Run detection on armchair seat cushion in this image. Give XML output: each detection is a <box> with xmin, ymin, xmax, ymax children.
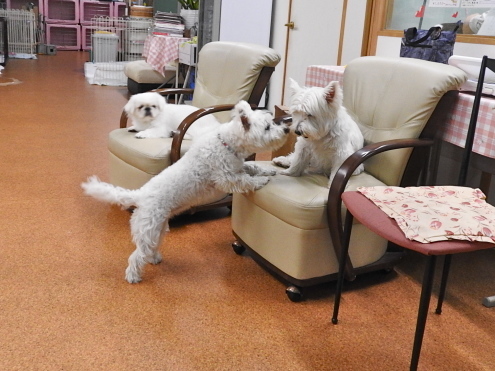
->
<box><xmin>124</xmin><ymin>60</ymin><xmax>178</xmax><ymax>94</ymax></box>
<box><xmin>124</xmin><ymin>60</ymin><xmax>170</xmax><ymax>84</ymax></box>
<box><xmin>232</xmin><ymin>162</ymin><xmax>389</xmax><ymax>281</ymax></box>
<box><xmin>246</xmin><ymin>163</ymin><xmax>385</xmax><ymax>229</ymax></box>
<box><xmin>108</xmin><ymin>129</ymin><xmax>192</xmax><ymax>189</ymax></box>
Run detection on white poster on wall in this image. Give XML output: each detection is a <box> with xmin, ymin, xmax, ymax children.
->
<box><xmin>461</xmin><ymin>0</ymin><xmax>495</xmax><ymax>7</ymax></box>
<box><xmin>429</xmin><ymin>0</ymin><xmax>459</xmax><ymax>7</ymax></box>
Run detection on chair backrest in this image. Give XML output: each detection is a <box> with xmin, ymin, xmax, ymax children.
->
<box><xmin>458</xmin><ymin>56</ymin><xmax>495</xmax><ymax>186</ymax></box>
<box><xmin>192</xmin><ymin>41</ymin><xmax>281</xmax><ymax>122</ymax></box>
<box><xmin>343</xmin><ymin>56</ymin><xmax>466</xmax><ymax>186</ymax></box>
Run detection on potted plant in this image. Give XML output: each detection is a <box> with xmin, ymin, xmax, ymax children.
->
<box><xmin>179</xmin><ymin>0</ymin><xmax>199</xmax><ymax>30</ymax></box>
<box><xmin>178</xmin><ymin>0</ymin><xmax>199</xmax><ymax>10</ymax></box>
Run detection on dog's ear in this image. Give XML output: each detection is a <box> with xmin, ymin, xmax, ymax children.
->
<box><xmin>289</xmin><ymin>78</ymin><xmax>302</xmax><ymax>96</ymax></box>
<box><xmin>240</xmin><ymin>114</ymin><xmax>250</xmax><ymax>131</ymax></box>
<box><xmin>233</xmin><ymin>100</ymin><xmax>252</xmax><ymax>131</ymax></box>
<box><xmin>155</xmin><ymin>93</ymin><xmax>167</xmax><ymax>109</ymax></box>
<box><xmin>123</xmin><ymin>97</ymin><xmax>135</xmax><ymax>114</ymax></box>
<box><xmin>324</xmin><ymin>81</ymin><xmax>340</xmax><ymax>103</ymax></box>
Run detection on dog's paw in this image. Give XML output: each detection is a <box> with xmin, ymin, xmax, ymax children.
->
<box><xmin>125</xmin><ymin>267</ymin><xmax>142</xmax><ymax>284</ymax></box>
<box><xmin>272</xmin><ymin>156</ymin><xmax>290</xmax><ymax>168</ymax></box>
<box><xmin>280</xmin><ymin>169</ymin><xmax>298</xmax><ymax>177</ymax></box>
<box><xmin>253</xmin><ymin>176</ymin><xmax>270</xmax><ymax>190</ymax></box>
<box><xmin>150</xmin><ymin>252</ymin><xmax>162</xmax><ymax>265</ymax></box>
<box><xmin>262</xmin><ymin>169</ymin><xmax>277</xmax><ymax>176</ymax></box>
<box><xmin>134</xmin><ymin>132</ymin><xmax>147</xmax><ymax>139</ymax></box>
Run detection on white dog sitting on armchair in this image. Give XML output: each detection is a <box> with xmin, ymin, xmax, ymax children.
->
<box><xmin>273</xmin><ymin>78</ymin><xmax>364</xmax><ymax>186</ymax></box>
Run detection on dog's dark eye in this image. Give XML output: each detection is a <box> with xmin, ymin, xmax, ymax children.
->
<box><xmin>151</xmin><ymin>105</ymin><xmax>156</xmax><ymax>109</ymax></box>
<box><xmin>265</xmin><ymin>124</ymin><xmax>270</xmax><ymax>131</ymax></box>
<box><xmin>307</xmin><ymin>113</ymin><xmax>313</xmax><ymax>118</ymax></box>
<box><xmin>138</xmin><ymin>105</ymin><xmax>144</xmax><ymax>110</ymax></box>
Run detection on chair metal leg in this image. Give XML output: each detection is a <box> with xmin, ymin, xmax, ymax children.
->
<box><xmin>332</xmin><ymin>210</ymin><xmax>354</xmax><ymax>325</ymax></box>
<box><xmin>410</xmin><ymin>255</ymin><xmax>437</xmax><ymax>371</ymax></box>
<box><xmin>435</xmin><ymin>254</ymin><xmax>452</xmax><ymax>315</ymax></box>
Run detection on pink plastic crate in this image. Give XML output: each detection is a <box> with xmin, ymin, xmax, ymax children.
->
<box><xmin>44</xmin><ymin>0</ymin><xmax>79</xmax><ymax>24</ymax></box>
<box><xmin>80</xmin><ymin>0</ymin><xmax>112</xmax><ymax>25</ymax></box>
<box><xmin>6</xmin><ymin>0</ymin><xmax>44</xmax><ymax>14</ymax></box>
<box><xmin>46</xmin><ymin>24</ymin><xmax>81</xmax><ymax>50</ymax></box>
<box><xmin>81</xmin><ymin>25</ymin><xmax>115</xmax><ymax>51</ymax></box>
<box><xmin>112</xmin><ymin>2</ymin><xmax>126</xmax><ymax>19</ymax></box>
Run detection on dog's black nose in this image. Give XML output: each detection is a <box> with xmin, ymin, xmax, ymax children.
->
<box><xmin>284</xmin><ymin>127</ymin><xmax>290</xmax><ymax>134</ymax></box>
<box><xmin>144</xmin><ymin>107</ymin><xmax>152</xmax><ymax>116</ymax></box>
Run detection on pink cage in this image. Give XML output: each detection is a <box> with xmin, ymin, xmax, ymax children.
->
<box><xmin>79</xmin><ymin>0</ymin><xmax>113</xmax><ymax>25</ymax></box>
<box><xmin>6</xmin><ymin>0</ymin><xmax>44</xmax><ymax>14</ymax></box>
<box><xmin>112</xmin><ymin>2</ymin><xmax>127</xmax><ymax>19</ymax></box>
<box><xmin>46</xmin><ymin>23</ymin><xmax>81</xmax><ymax>50</ymax></box>
<box><xmin>44</xmin><ymin>0</ymin><xmax>79</xmax><ymax>24</ymax></box>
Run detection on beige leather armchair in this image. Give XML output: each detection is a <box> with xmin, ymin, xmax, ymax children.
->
<box><xmin>108</xmin><ymin>42</ymin><xmax>281</xmax><ymax>212</ymax></box>
<box><xmin>231</xmin><ymin>56</ymin><xmax>467</xmax><ymax>301</ymax></box>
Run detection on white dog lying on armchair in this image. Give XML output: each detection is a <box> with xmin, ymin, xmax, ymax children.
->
<box><xmin>124</xmin><ymin>91</ymin><xmax>221</xmax><ymax>140</ymax></box>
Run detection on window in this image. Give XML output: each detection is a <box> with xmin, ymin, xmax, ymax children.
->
<box><xmin>386</xmin><ymin>1</ymin><xmax>495</xmax><ymax>36</ymax></box>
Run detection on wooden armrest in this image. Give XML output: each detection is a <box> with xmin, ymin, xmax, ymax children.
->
<box><xmin>170</xmin><ymin>104</ymin><xmax>240</xmax><ymax>164</ymax></box>
<box><xmin>327</xmin><ymin>138</ymin><xmax>434</xmax><ymax>281</ymax></box>
<box><xmin>152</xmin><ymin>87</ymin><xmax>195</xmax><ymax>96</ymax></box>
<box><xmin>120</xmin><ymin>109</ymin><xmax>128</xmax><ymax>129</ymax></box>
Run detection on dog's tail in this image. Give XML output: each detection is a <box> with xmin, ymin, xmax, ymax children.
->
<box><xmin>81</xmin><ymin>176</ymin><xmax>138</xmax><ymax>209</ymax></box>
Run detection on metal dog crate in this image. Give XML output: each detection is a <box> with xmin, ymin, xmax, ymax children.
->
<box><xmin>0</xmin><ymin>9</ymin><xmax>37</xmax><ymax>58</ymax></box>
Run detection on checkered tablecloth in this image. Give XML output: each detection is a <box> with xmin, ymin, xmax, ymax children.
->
<box><xmin>143</xmin><ymin>35</ymin><xmax>190</xmax><ymax>76</ymax></box>
<box><xmin>305</xmin><ymin>65</ymin><xmax>495</xmax><ymax>160</ymax></box>
<box><xmin>305</xmin><ymin>65</ymin><xmax>345</xmax><ymax>87</ymax></box>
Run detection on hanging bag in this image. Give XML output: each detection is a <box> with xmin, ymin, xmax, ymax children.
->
<box><xmin>400</xmin><ymin>22</ymin><xmax>460</xmax><ymax>64</ymax></box>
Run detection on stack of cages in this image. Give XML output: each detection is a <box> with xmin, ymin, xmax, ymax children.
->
<box><xmin>44</xmin><ymin>0</ymin><xmax>80</xmax><ymax>50</ymax></box>
<box><xmin>80</xmin><ymin>0</ymin><xmax>113</xmax><ymax>51</ymax></box>
<box><xmin>80</xmin><ymin>2</ymin><xmax>125</xmax><ymax>52</ymax></box>
<box><xmin>86</xmin><ymin>15</ymin><xmax>152</xmax><ymax>86</ymax></box>
<box><xmin>0</xmin><ymin>8</ymin><xmax>37</xmax><ymax>58</ymax></box>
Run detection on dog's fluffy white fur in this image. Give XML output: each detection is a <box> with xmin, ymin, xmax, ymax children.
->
<box><xmin>124</xmin><ymin>91</ymin><xmax>221</xmax><ymax>140</ymax></box>
<box><xmin>272</xmin><ymin>78</ymin><xmax>364</xmax><ymax>186</ymax></box>
<box><xmin>82</xmin><ymin>101</ymin><xmax>289</xmax><ymax>283</ymax></box>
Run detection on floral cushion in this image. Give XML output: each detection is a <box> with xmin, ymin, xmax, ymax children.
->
<box><xmin>357</xmin><ymin>186</ymin><xmax>495</xmax><ymax>244</ymax></box>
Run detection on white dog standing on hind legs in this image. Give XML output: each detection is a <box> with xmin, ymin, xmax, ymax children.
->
<box><xmin>273</xmin><ymin>78</ymin><xmax>364</xmax><ymax>186</ymax></box>
<box><xmin>82</xmin><ymin>101</ymin><xmax>289</xmax><ymax>283</ymax></box>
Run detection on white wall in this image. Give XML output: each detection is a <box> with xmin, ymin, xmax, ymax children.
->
<box><xmin>340</xmin><ymin>0</ymin><xmax>368</xmax><ymax>65</ymax></box>
<box><xmin>219</xmin><ymin>0</ymin><xmax>272</xmax><ymax>46</ymax></box>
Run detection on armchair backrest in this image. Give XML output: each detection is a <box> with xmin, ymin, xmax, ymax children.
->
<box><xmin>343</xmin><ymin>56</ymin><xmax>466</xmax><ymax>186</ymax></box>
<box><xmin>192</xmin><ymin>41</ymin><xmax>281</xmax><ymax>122</ymax></box>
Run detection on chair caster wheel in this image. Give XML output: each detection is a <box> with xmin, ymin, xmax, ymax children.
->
<box><xmin>286</xmin><ymin>286</ymin><xmax>304</xmax><ymax>302</ymax></box>
<box><xmin>232</xmin><ymin>241</ymin><xmax>245</xmax><ymax>255</ymax></box>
